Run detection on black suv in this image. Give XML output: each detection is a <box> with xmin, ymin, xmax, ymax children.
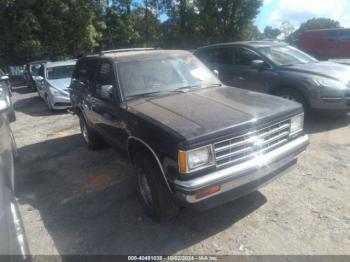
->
<box><xmin>70</xmin><ymin>49</ymin><xmax>309</xmax><ymax>222</ymax></box>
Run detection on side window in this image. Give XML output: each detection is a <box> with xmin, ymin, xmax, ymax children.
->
<box><xmin>214</xmin><ymin>48</ymin><xmax>234</xmax><ymax>65</ymax></box>
<box><xmin>196</xmin><ymin>48</ymin><xmax>234</xmax><ymax>66</ymax></box>
<box><xmin>96</xmin><ymin>62</ymin><xmax>114</xmax><ymax>86</ymax></box>
<box><xmin>338</xmin><ymin>30</ymin><xmax>350</xmax><ymax>42</ymax></box>
<box><xmin>95</xmin><ymin>61</ymin><xmax>116</xmax><ymax>101</ymax></box>
<box><xmin>234</xmin><ymin>48</ymin><xmax>260</xmax><ymax>66</ymax></box>
<box><xmin>38</xmin><ymin>65</ymin><xmax>45</xmax><ymax>78</ymax></box>
<box><xmin>328</xmin><ymin>31</ymin><xmax>338</xmax><ymax>42</ymax></box>
<box><xmin>75</xmin><ymin>59</ymin><xmax>97</xmax><ymax>85</ymax></box>
<box><xmin>196</xmin><ymin>49</ymin><xmax>216</xmax><ymax>64</ymax></box>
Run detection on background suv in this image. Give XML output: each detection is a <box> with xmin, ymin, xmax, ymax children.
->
<box><xmin>194</xmin><ymin>41</ymin><xmax>350</xmax><ymax>113</ymax></box>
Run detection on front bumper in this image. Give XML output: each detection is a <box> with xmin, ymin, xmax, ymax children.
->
<box><xmin>49</xmin><ymin>94</ymin><xmax>71</xmax><ymax>110</ymax></box>
<box><xmin>173</xmin><ymin>135</ymin><xmax>309</xmax><ymax>209</ymax></box>
<box><xmin>311</xmin><ymin>97</ymin><xmax>350</xmax><ymax>111</ymax></box>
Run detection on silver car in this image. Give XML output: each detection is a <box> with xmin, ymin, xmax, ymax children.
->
<box><xmin>36</xmin><ymin>60</ymin><xmax>76</xmax><ymax>110</ymax></box>
<box><xmin>0</xmin><ymin>88</ymin><xmax>27</xmax><ymax>257</ymax></box>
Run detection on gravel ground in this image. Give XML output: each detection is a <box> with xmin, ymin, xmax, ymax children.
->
<box><xmin>10</xmin><ymin>85</ymin><xmax>350</xmax><ymax>255</ymax></box>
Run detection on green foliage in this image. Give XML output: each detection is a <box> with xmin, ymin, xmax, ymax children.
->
<box><xmin>0</xmin><ymin>0</ymin><xmax>263</xmax><ymax>65</ymax></box>
<box><xmin>287</xmin><ymin>18</ymin><xmax>341</xmax><ymax>44</ymax></box>
<box><xmin>263</xmin><ymin>26</ymin><xmax>281</xmax><ymax>39</ymax></box>
<box><xmin>0</xmin><ymin>0</ymin><xmax>105</xmax><ymax>64</ymax></box>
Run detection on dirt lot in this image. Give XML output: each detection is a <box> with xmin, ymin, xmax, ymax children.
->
<box><xmin>10</xmin><ymin>85</ymin><xmax>350</xmax><ymax>255</ymax></box>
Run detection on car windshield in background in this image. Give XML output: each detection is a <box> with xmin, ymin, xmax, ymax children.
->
<box><xmin>258</xmin><ymin>45</ymin><xmax>318</xmax><ymax>66</ymax></box>
<box><xmin>117</xmin><ymin>55</ymin><xmax>220</xmax><ymax>99</ymax></box>
<box><xmin>47</xmin><ymin>65</ymin><xmax>75</xmax><ymax>80</ymax></box>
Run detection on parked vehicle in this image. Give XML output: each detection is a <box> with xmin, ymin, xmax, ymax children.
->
<box><xmin>0</xmin><ymin>88</ymin><xmax>27</xmax><ymax>257</ymax></box>
<box><xmin>0</xmin><ymin>82</ymin><xmax>16</xmax><ymax>123</ymax></box>
<box><xmin>299</xmin><ymin>28</ymin><xmax>350</xmax><ymax>59</ymax></box>
<box><xmin>194</xmin><ymin>41</ymin><xmax>350</xmax><ymax>113</ymax></box>
<box><xmin>36</xmin><ymin>60</ymin><xmax>76</xmax><ymax>110</ymax></box>
<box><xmin>70</xmin><ymin>49</ymin><xmax>309</xmax><ymax>222</ymax></box>
<box><xmin>23</xmin><ymin>60</ymin><xmax>48</xmax><ymax>90</ymax></box>
<box><xmin>0</xmin><ymin>68</ymin><xmax>12</xmax><ymax>92</ymax></box>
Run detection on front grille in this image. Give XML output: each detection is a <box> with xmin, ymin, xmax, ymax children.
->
<box><xmin>214</xmin><ymin>119</ymin><xmax>291</xmax><ymax>168</ymax></box>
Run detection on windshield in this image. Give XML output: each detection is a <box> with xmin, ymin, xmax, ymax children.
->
<box><xmin>117</xmin><ymin>54</ymin><xmax>221</xmax><ymax>100</ymax></box>
<box><xmin>258</xmin><ymin>45</ymin><xmax>318</xmax><ymax>66</ymax></box>
<box><xmin>47</xmin><ymin>65</ymin><xmax>75</xmax><ymax>80</ymax></box>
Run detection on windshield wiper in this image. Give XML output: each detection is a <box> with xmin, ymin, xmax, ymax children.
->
<box><xmin>174</xmin><ymin>84</ymin><xmax>202</xmax><ymax>92</ymax></box>
<box><xmin>126</xmin><ymin>90</ymin><xmax>186</xmax><ymax>100</ymax></box>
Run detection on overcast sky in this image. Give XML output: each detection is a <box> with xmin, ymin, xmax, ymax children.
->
<box><xmin>255</xmin><ymin>0</ymin><xmax>350</xmax><ymax>31</ymax></box>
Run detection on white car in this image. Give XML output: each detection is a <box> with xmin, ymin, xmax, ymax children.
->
<box><xmin>35</xmin><ymin>60</ymin><xmax>76</xmax><ymax>110</ymax></box>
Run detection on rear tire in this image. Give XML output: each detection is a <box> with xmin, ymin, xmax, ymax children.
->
<box><xmin>134</xmin><ymin>150</ymin><xmax>179</xmax><ymax>223</ymax></box>
<box><xmin>79</xmin><ymin>115</ymin><xmax>104</xmax><ymax>150</ymax></box>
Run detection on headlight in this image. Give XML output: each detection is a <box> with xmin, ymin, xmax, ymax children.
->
<box><xmin>290</xmin><ymin>114</ymin><xmax>304</xmax><ymax>136</ymax></box>
<box><xmin>308</xmin><ymin>77</ymin><xmax>345</xmax><ymax>89</ymax></box>
<box><xmin>49</xmin><ymin>86</ymin><xmax>66</xmax><ymax>96</ymax></box>
<box><xmin>178</xmin><ymin>145</ymin><xmax>215</xmax><ymax>173</ymax></box>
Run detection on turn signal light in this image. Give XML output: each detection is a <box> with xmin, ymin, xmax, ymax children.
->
<box><xmin>178</xmin><ymin>150</ymin><xmax>187</xmax><ymax>173</ymax></box>
<box><xmin>195</xmin><ymin>185</ymin><xmax>221</xmax><ymax>200</ymax></box>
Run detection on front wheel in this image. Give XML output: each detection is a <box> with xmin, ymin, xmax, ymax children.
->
<box><xmin>134</xmin><ymin>150</ymin><xmax>179</xmax><ymax>223</ymax></box>
<box><xmin>79</xmin><ymin>116</ymin><xmax>104</xmax><ymax>150</ymax></box>
<box><xmin>274</xmin><ymin>88</ymin><xmax>308</xmax><ymax>111</ymax></box>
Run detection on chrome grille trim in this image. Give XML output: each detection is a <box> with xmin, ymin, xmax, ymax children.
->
<box><xmin>214</xmin><ymin>119</ymin><xmax>291</xmax><ymax>168</ymax></box>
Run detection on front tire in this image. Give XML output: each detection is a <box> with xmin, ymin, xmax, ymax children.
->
<box><xmin>134</xmin><ymin>150</ymin><xmax>179</xmax><ymax>223</ymax></box>
<box><xmin>79</xmin><ymin>115</ymin><xmax>104</xmax><ymax>150</ymax></box>
<box><xmin>274</xmin><ymin>88</ymin><xmax>308</xmax><ymax>111</ymax></box>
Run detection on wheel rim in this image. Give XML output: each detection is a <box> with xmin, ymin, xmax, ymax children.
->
<box><xmin>281</xmin><ymin>94</ymin><xmax>296</xmax><ymax>102</ymax></box>
<box><xmin>81</xmin><ymin>120</ymin><xmax>89</xmax><ymax>143</ymax></box>
<box><xmin>138</xmin><ymin>170</ymin><xmax>153</xmax><ymax>208</ymax></box>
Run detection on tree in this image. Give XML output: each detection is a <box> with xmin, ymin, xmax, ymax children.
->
<box><xmin>263</xmin><ymin>26</ymin><xmax>281</xmax><ymax>39</ymax></box>
<box><xmin>286</xmin><ymin>17</ymin><xmax>340</xmax><ymax>44</ymax></box>
<box><xmin>249</xmin><ymin>25</ymin><xmax>264</xmax><ymax>40</ymax></box>
<box><xmin>279</xmin><ymin>21</ymin><xmax>294</xmax><ymax>40</ymax></box>
<box><xmin>162</xmin><ymin>0</ymin><xmax>263</xmax><ymax>49</ymax></box>
<box><xmin>0</xmin><ymin>0</ymin><xmax>105</xmax><ymax>64</ymax></box>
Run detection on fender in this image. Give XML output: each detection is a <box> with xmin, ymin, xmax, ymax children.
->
<box><xmin>127</xmin><ymin>136</ymin><xmax>173</xmax><ymax>193</ymax></box>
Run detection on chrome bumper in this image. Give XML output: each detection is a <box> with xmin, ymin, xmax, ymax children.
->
<box><xmin>174</xmin><ymin>135</ymin><xmax>309</xmax><ymax>204</ymax></box>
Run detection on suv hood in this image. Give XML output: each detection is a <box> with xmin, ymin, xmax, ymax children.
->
<box><xmin>47</xmin><ymin>78</ymin><xmax>71</xmax><ymax>91</ymax></box>
<box><xmin>127</xmin><ymin>86</ymin><xmax>302</xmax><ymax>145</ymax></box>
<box><xmin>279</xmin><ymin>61</ymin><xmax>350</xmax><ymax>81</ymax></box>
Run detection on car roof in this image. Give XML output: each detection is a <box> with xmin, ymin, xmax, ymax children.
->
<box><xmin>30</xmin><ymin>60</ymin><xmax>49</xmax><ymax>65</ymax></box>
<box><xmin>82</xmin><ymin>49</ymin><xmax>192</xmax><ymax>63</ymax></box>
<box><xmin>304</xmin><ymin>28</ymin><xmax>350</xmax><ymax>33</ymax></box>
<box><xmin>195</xmin><ymin>41</ymin><xmax>286</xmax><ymax>51</ymax></box>
<box><xmin>46</xmin><ymin>59</ymin><xmax>77</xmax><ymax>67</ymax></box>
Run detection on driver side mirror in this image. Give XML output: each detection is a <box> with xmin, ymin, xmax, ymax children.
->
<box><xmin>100</xmin><ymin>85</ymin><xmax>114</xmax><ymax>100</ymax></box>
<box><xmin>251</xmin><ymin>60</ymin><xmax>266</xmax><ymax>71</ymax></box>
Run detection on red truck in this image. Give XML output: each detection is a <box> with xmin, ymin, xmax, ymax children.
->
<box><xmin>298</xmin><ymin>28</ymin><xmax>350</xmax><ymax>59</ymax></box>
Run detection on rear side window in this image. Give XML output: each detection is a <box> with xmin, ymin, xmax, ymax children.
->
<box><xmin>328</xmin><ymin>31</ymin><xmax>338</xmax><ymax>41</ymax></box>
<box><xmin>338</xmin><ymin>30</ymin><xmax>350</xmax><ymax>42</ymax></box>
<box><xmin>234</xmin><ymin>48</ymin><xmax>260</xmax><ymax>66</ymax></box>
<box><xmin>196</xmin><ymin>48</ymin><xmax>233</xmax><ymax>65</ymax></box>
<box><xmin>73</xmin><ymin>59</ymin><xmax>97</xmax><ymax>84</ymax></box>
